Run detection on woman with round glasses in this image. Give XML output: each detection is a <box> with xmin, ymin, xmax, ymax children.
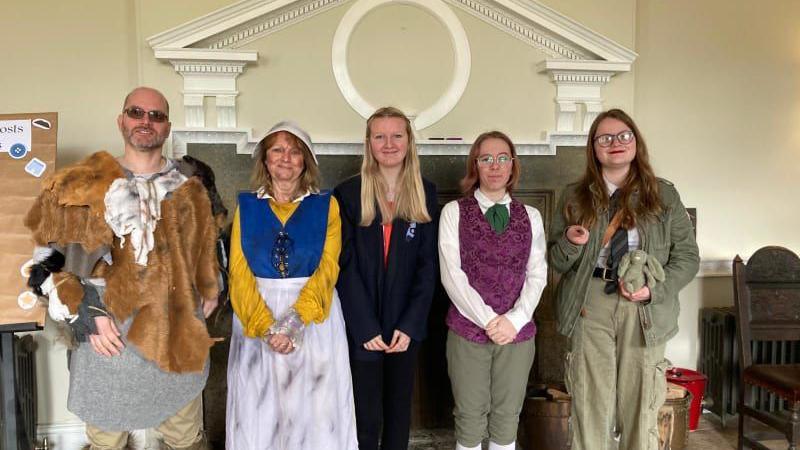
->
<box><xmin>438</xmin><ymin>131</ymin><xmax>547</xmax><ymax>450</ymax></box>
<box><xmin>226</xmin><ymin>121</ymin><xmax>357</xmax><ymax>449</ymax></box>
<box><xmin>549</xmin><ymin>109</ymin><xmax>699</xmax><ymax>449</ymax></box>
<box><xmin>334</xmin><ymin>107</ymin><xmax>438</xmax><ymax>450</ymax></box>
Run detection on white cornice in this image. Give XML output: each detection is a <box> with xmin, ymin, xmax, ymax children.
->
<box><xmin>199</xmin><ymin>0</ymin><xmax>348</xmax><ymax>49</ymax></box>
<box><xmin>539</xmin><ymin>59</ymin><xmax>632</xmax><ymax>73</ymax></box>
<box><xmin>487</xmin><ymin>0</ymin><xmax>637</xmax><ymax>62</ymax></box>
<box><xmin>445</xmin><ymin>0</ymin><xmax>593</xmax><ymax>60</ymax></box>
<box><xmin>153</xmin><ymin>48</ymin><xmax>258</xmax><ymax>62</ymax></box>
<box><xmin>147</xmin><ymin>0</ymin><xmax>306</xmax><ymax>49</ymax></box>
<box><xmin>170</xmin><ymin>128</ymin><xmax>586</xmax><ymax>157</ymax></box>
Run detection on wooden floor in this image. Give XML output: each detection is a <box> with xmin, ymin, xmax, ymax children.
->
<box><xmin>408</xmin><ymin>413</ymin><xmax>791</xmax><ymax>449</ymax></box>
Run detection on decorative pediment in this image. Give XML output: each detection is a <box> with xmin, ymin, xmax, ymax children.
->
<box><xmin>147</xmin><ymin>0</ymin><xmax>636</xmax><ymax>155</ymax></box>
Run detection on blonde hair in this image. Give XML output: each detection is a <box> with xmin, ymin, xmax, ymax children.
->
<box><xmin>250</xmin><ymin>131</ymin><xmax>320</xmax><ymax>198</ymax></box>
<box><xmin>360</xmin><ymin>107</ymin><xmax>431</xmax><ymax>226</ymax></box>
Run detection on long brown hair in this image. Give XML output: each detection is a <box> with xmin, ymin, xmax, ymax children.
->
<box><xmin>460</xmin><ymin>130</ymin><xmax>521</xmax><ymax>196</ymax></box>
<box><xmin>565</xmin><ymin>109</ymin><xmax>663</xmax><ymax>229</ymax></box>
<box><xmin>360</xmin><ymin>106</ymin><xmax>431</xmax><ymax>226</ymax></box>
<box><xmin>250</xmin><ymin>131</ymin><xmax>320</xmax><ymax>198</ymax></box>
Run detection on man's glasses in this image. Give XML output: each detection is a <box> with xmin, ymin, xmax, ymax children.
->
<box><xmin>123</xmin><ymin>106</ymin><xmax>169</xmax><ymax>123</ymax></box>
<box><xmin>476</xmin><ymin>154</ymin><xmax>514</xmax><ymax>166</ymax></box>
<box><xmin>271</xmin><ymin>231</ymin><xmax>293</xmax><ymax>278</ymax></box>
<box><xmin>594</xmin><ymin>130</ymin><xmax>635</xmax><ymax>148</ymax></box>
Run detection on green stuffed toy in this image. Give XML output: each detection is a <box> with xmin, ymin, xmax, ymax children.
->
<box><xmin>617</xmin><ymin>249</ymin><xmax>666</xmax><ymax>293</ymax></box>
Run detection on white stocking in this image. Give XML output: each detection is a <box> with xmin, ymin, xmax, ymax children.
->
<box><xmin>488</xmin><ymin>441</ymin><xmax>516</xmax><ymax>450</ymax></box>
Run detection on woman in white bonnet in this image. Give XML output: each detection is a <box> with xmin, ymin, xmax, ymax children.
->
<box><xmin>226</xmin><ymin>121</ymin><xmax>357</xmax><ymax>449</ymax></box>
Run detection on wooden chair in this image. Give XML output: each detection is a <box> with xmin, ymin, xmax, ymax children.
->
<box><xmin>733</xmin><ymin>246</ymin><xmax>800</xmax><ymax>450</ymax></box>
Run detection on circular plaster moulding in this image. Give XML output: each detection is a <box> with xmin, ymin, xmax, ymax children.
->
<box><xmin>332</xmin><ymin>0</ymin><xmax>471</xmax><ymax>130</ymax></box>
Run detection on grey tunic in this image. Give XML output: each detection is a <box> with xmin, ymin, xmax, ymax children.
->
<box><xmin>67</xmin><ymin>287</ymin><xmax>208</xmax><ymax>431</ymax></box>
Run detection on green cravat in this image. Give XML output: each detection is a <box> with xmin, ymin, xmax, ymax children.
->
<box><xmin>485</xmin><ymin>203</ymin><xmax>509</xmax><ymax>234</ymax></box>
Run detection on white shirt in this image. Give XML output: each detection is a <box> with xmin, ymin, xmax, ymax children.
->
<box><xmin>438</xmin><ymin>189</ymin><xmax>548</xmax><ymax>333</ymax></box>
<box><xmin>256</xmin><ymin>187</ymin><xmax>313</xmax><ymax>203</ymax></box>
<box><xmin>595</xmin><ymin>179</ymin><xmax>641</xmax><ymax>268</ymax></box>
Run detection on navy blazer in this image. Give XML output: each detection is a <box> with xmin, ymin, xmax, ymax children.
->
<box><xmin>334</xmin><ymin>175</ymin><xmax>439</xmax><ymax>362</ymax></box>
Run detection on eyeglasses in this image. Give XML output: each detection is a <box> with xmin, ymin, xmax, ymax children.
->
<box><xmin>271</xmin><ymin>230</ymin><xmax>293</xmax><ymax>278</ymax></box>
<box><xmin>123</xmin><ymin>106</ymin><xmax>169</xmax><ymax>123</ymax></box>
<box><xmin>476</xmin><ymin>154</ymin><xmax>514</xmax><ymax>166</ymax></box>
<box><xmin>594</xmin><ymin>130</ymin><xmax>635</xmax><ymax>148</ymax></box>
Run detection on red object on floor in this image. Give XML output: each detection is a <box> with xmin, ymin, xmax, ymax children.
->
<box><xmin>667</xmin><ymin>367</ymin><xmax>707</xmax><ymax>431</ymax></box>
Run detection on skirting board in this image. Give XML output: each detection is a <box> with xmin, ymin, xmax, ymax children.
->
<box><xmin>37</xmin><ymin>422</ymin><xmax>86</xmax><ymax>449</ymax></box>
<box><xmin>37</xmin><ymin>424</ymin><xmax>157</xmax><ymax>450</ymax></box>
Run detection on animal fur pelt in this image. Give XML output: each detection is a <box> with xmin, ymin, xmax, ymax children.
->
<box><xmin>177</xmin><ymin>155</ymin><xmax>228</xmax><ymax>223</ymax></box>
<box><xmin>28</xmin><ymin>247</ymin><xmax>65</xmax><ymax>296</ymax></box>
<box><xmin>25</xmin><ymin>151</ymin><xmax>123</xmax><ymax>252</ymax></box>
<box><xmin>103</xmin><ymin>176</ymin><xmax>219</xmax><ymax>372</ymax></box>
<box><xmin>25</xmin><ymin>151</ymin><xmax>219</xmax><ymax>373</ymax></box>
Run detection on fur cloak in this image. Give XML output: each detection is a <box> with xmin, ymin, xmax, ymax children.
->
<box><xmin>25</xmin><ymin>151</ymin><xmax>219</xmax><ymax>373</ymax></box>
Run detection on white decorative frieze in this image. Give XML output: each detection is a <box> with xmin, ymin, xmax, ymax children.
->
<box><xmin>198</xmin><ymin>0</ymin><xmax>348</xmax><ymax>49</ymax></box>
<box><xmin>445</xmin><ymin>0</ymin><xmax>594</xmax><ymax>60</ymax></box>
<box><xmin>149</xmin><ymin>0</ymin><xmax>637</xmax><ymax>149</ymax></box>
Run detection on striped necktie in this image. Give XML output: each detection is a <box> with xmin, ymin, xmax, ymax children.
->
<box><xmin>604</xmin><ymin>190</ymin><xmax>629</xmax><ymax>294</ymax></box>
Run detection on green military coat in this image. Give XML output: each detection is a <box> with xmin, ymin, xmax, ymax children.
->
<box><xmin>548</xmin><ymin>179</ymin><xmax>700</xmax><ymax>347</ymax></box>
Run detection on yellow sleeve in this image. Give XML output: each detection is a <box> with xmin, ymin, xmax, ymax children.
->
<box><xmin>229</xmin><ymin>207</ymin><xmax>274</xmax><ymax>337</ymax></box>
<box><xmin>293</xmin><ymin>196</ymin><xmax>342</xmax><ymax>324</ymax></box>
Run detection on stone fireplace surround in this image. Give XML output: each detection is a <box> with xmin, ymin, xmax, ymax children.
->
<box><xmin>191</xmin><ymin>141</ymin><xmax>583</xmax><ymax>445</ymax></box>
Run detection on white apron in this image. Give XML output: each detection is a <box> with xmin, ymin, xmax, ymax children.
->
<box><xmin>226</xmin><ymin>277</ymin><xmax>358</xmax><ymax>450</ymax></box>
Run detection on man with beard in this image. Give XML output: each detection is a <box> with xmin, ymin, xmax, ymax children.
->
<box><xmin>24</xmin><ymin>87</ymin><xmax>223</xmax><ymax>449</ymax></box>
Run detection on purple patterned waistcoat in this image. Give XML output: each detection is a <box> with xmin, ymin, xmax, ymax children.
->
<box><xmin>445</xmin><ymin>196</ymin><xmax>537</xmax><ymax>344</ymax></box>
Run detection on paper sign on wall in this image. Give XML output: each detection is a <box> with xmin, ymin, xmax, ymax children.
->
<box><xmin>0</xmin><ymin>119</ymin><xmax>32</xmax><ymax>159</ymax></box>
<box><xmin>0</xmin><ymin>112</ymin><xmax>57</xmax><ymax>328</ymax></box>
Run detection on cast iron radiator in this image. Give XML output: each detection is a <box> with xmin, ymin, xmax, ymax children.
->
<box><xmin>700</xmin><ymin>307</ymin><xmax>800</xmax><ymax>426</ymax></box>
<box><xmin>699</xmin><ymin>307</ymin><xmax>739</xmax><ymax>426</ymax></box>
<box><xmin>0</xmin><ymin>334</ymin><xmax>37</xmax><ymax>450</ymax></box>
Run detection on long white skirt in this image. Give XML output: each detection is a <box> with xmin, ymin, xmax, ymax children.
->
<box><xmin>226</xmin><ymin>276</ymin><xmax>358</xmax><ymax>450</ymax></box>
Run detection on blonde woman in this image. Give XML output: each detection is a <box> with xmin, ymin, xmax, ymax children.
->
<box><xmin>334</xmin><ymin>107</ymin><xmax>438</xmax><ymax>450</ymax></box>
<box><xmin>226</xmin><ymin>122</ymin><xmax>357</xmax><ymax>449</ymax></box>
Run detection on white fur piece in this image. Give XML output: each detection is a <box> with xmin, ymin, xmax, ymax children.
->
<box><xmin>40</xmin><ymin>274</ymin><xmax>78</xmax><ymax>323</ymax></box>
<box><xmin>32</xmin><ymin>245</ymin><xmax>55</xmax><ymax>263</ymax></box>
<box><xmin>39</xmin><ymin>274</ymin><xmax>56</xmax><ymax>296</ymax></box>
<box><xmin>104</xmin><ymin>171</ymin><xmax>187</xmax><ymax>266</ymax></box>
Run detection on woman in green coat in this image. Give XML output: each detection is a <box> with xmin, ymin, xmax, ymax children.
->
<box><xmin>549</xmin><ymin>109</ymin><xmax>699</xmax><ymax>450</ymax></box>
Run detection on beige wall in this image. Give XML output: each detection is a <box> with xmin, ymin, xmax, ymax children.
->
<box><xmin>2</xmin><ymin>0</ymin><xmax>798</xmax><ymax>433</ymax></box>
<box><xmin>635</xmin><ymin>0</ymin><xmax>800</xmax><ymax>260</ymax></box>
<box><xmin>1</xmin><ymin>1</ymin><xmax>136</xmax><ymax>164</ymax></box>
<box><xmin>634</xmin><ymin>0</ymin><xmax>800</xmax><ymax>369</ymax></box>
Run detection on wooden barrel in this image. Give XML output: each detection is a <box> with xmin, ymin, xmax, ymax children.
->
<box><xmin>520</xmin><ymin>385</ymin><xmax>571</xmax><ymax>450</ymax></box>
